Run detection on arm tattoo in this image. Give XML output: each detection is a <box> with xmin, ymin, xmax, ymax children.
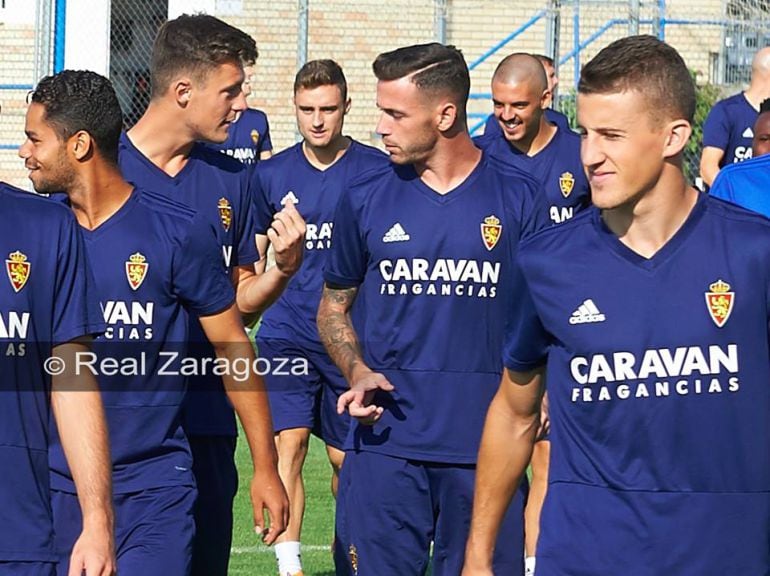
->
<box><xmin>318</xmin><ymin>285</ymin><xmax>364</xmax><ymax>381</ymax></box>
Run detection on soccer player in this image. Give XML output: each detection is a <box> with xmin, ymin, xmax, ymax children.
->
<box><xmin>700</xmin><ymin>46</ymin><xmax>770</xmax><ymax>187</ymax></box>
<box><xmin>2</xmin><ymin>126</ymin><xmax>113</xmax><ymax>575</ymax></box>
<box><xmin>317</xmin><ymin>43</ymin><xmax>545</xmax><ymax>576</ymax></box>
<box><xmin>252</xmin><ymin>59</ymin><xmax>388</xmax><ymax>576</ymax></box>
<box><xmin>752</xmin><ymin>97</ymin><xmax>770</xmax><ymax>158</ymax></box>
<box><xmin>207</xmin><ymin>63</ymin><xmax>273</xmax><ymax>171</ymax></box>
<box><xmin>484</xmin><ymin>53</ymin><xmax>570</xmax><ymax>135</ymax></box>
<box><xmin>118</xmin><ymin>14</ymin><xmax>299</xmax><ymax>576</ymax></box>
<box><xmin>476</xmin><ymin>53</ymin><xmax>590</xmax><ymax>225</ymax></box>
<box><xmin>463</xmin><ymin>35</ymin><xmax>770</xmax><ymax>576</ymax></box>
<box><xmin>708</xmin><ymin>98</ymin><xmax>770</xmax><ymax>217</ymax></box>
<box><xmin>19</xmin><ymin>69</ymin><xmax>266</xmax><ymax>576</ymax></box>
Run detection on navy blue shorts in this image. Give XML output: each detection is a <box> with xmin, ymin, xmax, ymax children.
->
<box><xmin>0</xmin><ymin>563</ymin><xmax>55</xmax><ymax>576</ymax></box>
<box><xmin>334</xmin><ymin>450</ymin><xmax>527</xmax><ymax>576</ymax></box>
<box><xmin>52</xmin><ymin>485</ymin><xmax>196</xmax><ymax>576</ymax></box>
<box><xmin>189</xmin><ymin>435</ymin><xmax>238</xmax><ymax>576</ymax></box>
<box><xmin>258</xmin><ymin>337</ymin><xmax>350</xmax><ymax>449</ymax></box>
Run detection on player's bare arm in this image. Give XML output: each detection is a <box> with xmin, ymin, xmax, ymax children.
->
<box><xmin>50</xmin><ymin>339</ymin><xmax>116</xmax><ymax>576</ymax></box>
<box><xmin>235</xmin><ymin>200</ymin><xmax>306</xmax><ymax>320</ymax></box>
<box><xmin>700</xmin><ymin>146</ymin><xmax>725</xmax><ymax>187</ymax></box>
<box><xmin>462</xmin><ymin>366</ymin><xmax>545</xmax><ymax>576</ymax></box>
<box><xmin>317</xmin><ymin>284</ymin><xmax>394</xmax><ymax>424</ymax></box>
<box><xmin>199</xmin><ymin>304</ymin><xmax>290</xmax><ymax>544</ymax></box>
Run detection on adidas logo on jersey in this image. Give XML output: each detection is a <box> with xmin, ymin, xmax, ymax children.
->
<box><xmin>569</xmin><ymin>299</ymin><xmax>605</xmax><ymax>324</ymax></box>
<box><xmin>742</xmin><ymin>127</ymin><xmax>754</xmax><ymax>138</ymax></box>
<box><xmin>281</xmin><ymin>191</ymin><xmax>300</xmax><ymax>205</ymax></box>
<box><xmin>383</xmin><ymin>223</ymin><xmax>410</xmax><ymax>243</ymax></box>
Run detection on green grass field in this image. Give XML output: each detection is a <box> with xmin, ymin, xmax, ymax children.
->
<box><xmin>229</xmin><ymin>433</ymin><xmax>337</xmax><ymax>575</ymax></box>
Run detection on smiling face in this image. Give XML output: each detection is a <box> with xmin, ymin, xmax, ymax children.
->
<box><xmin>294</xmin><ymin>84</ymin><xmax>349</xmax><ymax>150</ymax></box>
<box><xmin>19</xmin><ymin>102</ymin><xmax>75</xmax><ymax>193</ymax></box>
<box><xmin>185</xmin><ymin>60</ymin><xmax>248</xmax><ymax>144</ymax></box>
<box><xmin>375</xmin><ymin>76</ymin><xmax>440</xmax><ymax>166</ymax></box>
<box><xmin>491</xmin><ymin>78</ymin><xmax>547</xmax><ymax>149</ymax></box>
<box><xmin>577</xmin><ymin>89</ymin><xmax>670</xmax><ymax>210</ymax></box>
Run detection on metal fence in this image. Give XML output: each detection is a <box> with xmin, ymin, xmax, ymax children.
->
<box><xmin>1</xmin><ymin>0</ymin><xmax>769</xmax><ymax>189</ymax></box>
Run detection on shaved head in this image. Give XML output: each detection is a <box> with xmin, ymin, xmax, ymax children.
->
<box><xmin>492</xmin><ymin>53</ymin><xmax>548</xmax><ymax>93</ymax></box>
<box><xmin>752</xmin><ymin>47</ymin><xmax>770</xmax><ymax>79</ymax></box>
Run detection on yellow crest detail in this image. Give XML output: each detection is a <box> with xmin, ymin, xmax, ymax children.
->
<box><xmin>705</xmin><ymin>279</ymin><xmax>734</xmax><ymax>328</ymax></box>
<box><xmin>250</xmin><ymin>129</ymin><xmax>260</xmax><ymax>146</ymax></box>
<box><xmin>481</xmin><ymin>215</ymin><xmax>502</xmax><ymax>251</ymax></box>
<box><xmin>348</xmin><ymin>544</ymin><xmax>358</xmax><ymax>575</ymax></box>
<box><xmin>559</xmin><ymin>171</ymin><xmax>575</xmax><ymax>198</ymax></box>
<box><xmin>6</xmin><ymin>250</ymin><xmax>30</xmax><ymax>293</ymax></box>
<box><xmin>218</xmin><ymin>197</ymin><xmax>233</xmax><ymax>232</ymax></box>
<box><xmin>125</xmin><ymin>252</ymin><xmax>148</xmax><ymax>291</ymax></box>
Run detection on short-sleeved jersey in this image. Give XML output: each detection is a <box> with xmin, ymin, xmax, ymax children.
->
<box><xmin>475</xmin><ymin>125</ymin><xmax>590</xmax><ymax>225</ymax></box>
<box><xmin>324</xmin><ymin>155</ymin><xmax>546</xmax><ymax>463</ymax></box>
<box><xmin>702</xmin><ymin>93</ymin><xmax>757</xmax><ymax>166</ymax></box>
<box><xmin>709</xmin><ymin>152</ymin><xmax>770</xmax><ymax>218</ymax></box>
<box><xmin>0</xmin><ymin>184</ymin><xmax>104</xmax><ymax>562</ymax></box>
<box><xmin>252</xmin><ymin>140</ymin><xmax>389</xmax><ymax>347</ymax></box>
<box><xmin>48</xmin><ymin>189</ymin><xmax>234</xmax><ymax>495</ymax></box>
<box><xmin>119</xmin><ymin>133</ymin><xmax>259</xmax><ymax>436</ymax></box>
<box><xmin>206</xmin><ymin>108</ymin><xmax>272</xmax><ymax>170</ymax></box>
<box><xmin>503</xmin><ymin>194</ymin><xmax>770</xmax><ymax>574</ymax></box>
<box><xmin>484</xmin><ymin>108</ymin><xmax>571</xmax><ymax>135</ymax></box>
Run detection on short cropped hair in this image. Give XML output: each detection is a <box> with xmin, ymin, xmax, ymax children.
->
<box><xmin>30</xmin><ymin>70</ymin><xmax>123</xmax><ymax>165</ymax></box>
<box><xmin>294</xmin><ymin>59</ymin><xmax>348</xmax><ymax>102</ymax></box>
<box><xmin>579</xmin><ymin>35</ymin><xmax>695</xmax><ymax>123</ymax></box>
<box><xmin>373</xmin><ymin>43</ymin><xmax>470</xmax><ymax>112</ymax></box>
<box><xmin>150</xmin><ymin>14</ymin><xmax>257</xmax><ymax>97</ymax></box>
<box><xmin>760</xmin><ymin>98</ymin><xmax>770</xmax><ymax>114</ymax></box>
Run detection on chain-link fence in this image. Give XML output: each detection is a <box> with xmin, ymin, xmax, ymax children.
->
<box><xmin>1</xmin><ymin>0</ymin><xmax>769</xmax><ymax>189</ymax></box>
<box><xmin>0</xmin><ymin>0</ymin><xmax>54</xmax><ymax>188</ymax></box>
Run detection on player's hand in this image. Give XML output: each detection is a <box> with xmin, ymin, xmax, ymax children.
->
<box><xmin>268</xmin><ymin>199</ymin><xmax>306</xmax><ymax>277</ymax></box>
<box><xmin>337</xmin><ymin>369</ymin><xmax>394</xmax><ymax>425</ymax></box>
<box><xmin>67</xmin><ymin>523</ymin><xmax>115</xmax><ymax>576</ymax></box>
<box><xmin>250</xmin><ymin>466</ymin><xmax>290</xmax><ymax>545</ymax></box>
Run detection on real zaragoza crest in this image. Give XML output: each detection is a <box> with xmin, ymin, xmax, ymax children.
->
<box><xmin>481</xmin><ymin>215</ymin><xmax>502</xmax><ymax>251</ymax></box>
<box><xmin>218</xmin><ymin>197</ymin><xmax>233</xmax><ymax>232</ymax></box>
<box><xmin>125</xmin><ymin>252</ymin><xmax>148</xmax><ymax>291</ymax></box>
<box><xmin>559</xmin><ymin>171</ymin><xmax>575</xmax><ymax>198</ymax></box>
<box><xmin>705</xmin><ymin>279</ymin><xmax>734</xmax><ymax>328</ymax></box>
<box><xmin>6</xmin><ymin>251</ymin><xmax>30</xmax><ymax>293</ymax></box>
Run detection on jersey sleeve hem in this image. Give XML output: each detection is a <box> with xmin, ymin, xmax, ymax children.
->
<box><xmin>53</xmin><ymin>321</ymin><xmax>107</xmax><ymax>346</ymax></box>
<box><xmin>323</xmin><ymin>271</ymin><xmax>363</xmax><ymax>288</ymax></box>
<box><xmin>188</xmin><ymin>294</ymin><xmax>236</xmax><ymax>317</ymax></box>
<box><xmin>503</xmin><ymin>357</ymin><xmax>546</xmax><ymax>372</ymax></box>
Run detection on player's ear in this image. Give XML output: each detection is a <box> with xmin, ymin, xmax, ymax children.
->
<box><xmin>173</xmin><ymin>79</ymin><xmax>193</xmax><ymax>107</ymax></box>
<box><xmin>541</xmin><ymin>89</ymin><xmax>551</xmax><ymax>110</ymax></box>
<box><xmin>662</xmin><ymin>119</ymin><xmax>692</xmax><ymax>159</ymax></box>
<box><xmin>344</xmin><ymin>98</ymin><xmax>352</xmax><ymax>115</ymax></box>
<box><xmin>436</xmin><ymin>101</ymin><xmax>457</xmax><ymax>133</ymax></box>
<box><xmin>70</xmin><ymin>130</ymin><xmax>93</xmax><ymax>161</ymax></box>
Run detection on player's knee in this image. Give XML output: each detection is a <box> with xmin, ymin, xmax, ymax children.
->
<box><xmin>326</xmin><ymin>445</ymin><xmax>345</xmax><ymax>474</ymax></box>
<box><xmin>276</xmin><ymin>428</ymin><xmax>311</xmax><ymax>469</ymax></box>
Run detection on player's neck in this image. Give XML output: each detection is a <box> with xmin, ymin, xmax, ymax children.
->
<box><xmin>744</xmin><ymin>84</ymin><xmax>770</xmax><ymax>109</ymax></box>
<box><xmin>510</xmin><ymin>118</ymin><xmax>557</xmax><ymax>156</ymax></box>
<box><xmin>302</xmin><ymin>135</ymin><xmax>351</xmax><ymax>170</ymax></box>
<box><xmin>66</xmin><ymin>166</ymin><xmax>134</xmax><ymax>231</ymax></box>
<box><xmin>415</xmin><ymin>133</ymin><xmax>482</xmax><ymax>195</ymax></box>
<box><xmin>602</xmin><ymin>170</ymin><xmax>698</xmax><ymax>259</ymax></box>
<box><xmin>127</xmin><ymin>102</ymin><xmax>195</xmax><ymax>177</ymax></box>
